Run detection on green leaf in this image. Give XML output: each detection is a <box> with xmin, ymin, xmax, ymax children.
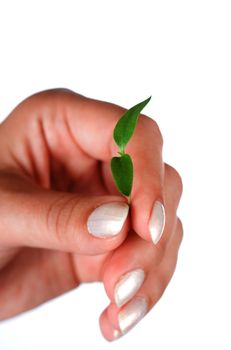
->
<box><xmin>110</xmin><ymin>154</ymin><xmax>133</xmax><ymax>197</ymax></box>
<box><xmin>113</xmin><ymin>96</ymin><xmax>151</xmax><ymax>153</ymax></box>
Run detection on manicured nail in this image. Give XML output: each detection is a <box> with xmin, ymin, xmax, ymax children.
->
<box><xmin>113</xmin><ymin>329</ymin><xmax>121</xmax><ymax>340</ymax></box>
<box><xmin>148</xmin><ymin>201</ymin><xmax>165</xmax><ymax>244</ymax></box>
<box><xmin>118</xmin><ymin>297</ymin><xmax>148</xmax><ymax>334</ymax></box>
<box><xmin>114</xmin><ymin>269</ymin><xmax>145</xmax><ymax>307</ymax></box>
<box><xmin>87</xmin><ymin>202</ymin><xmax>129</xmax><ymax>238</ymax></box>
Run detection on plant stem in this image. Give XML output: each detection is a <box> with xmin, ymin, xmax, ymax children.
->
<box><xmin>119</xmin><ymin>148</ymin><xmax>125</xmax><ymax>156</ymax></box>
<box><xmin>127</xmin><ymin>194</ymin><xmax>131</xmax><ymax>205</ymax></box>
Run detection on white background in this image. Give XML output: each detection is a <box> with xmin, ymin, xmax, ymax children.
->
<box><xmin>0</xmin><ymin>0</ymin><xmax>230</xmax><ymax>349</ymax></box>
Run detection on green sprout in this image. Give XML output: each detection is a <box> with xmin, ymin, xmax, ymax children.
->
<box><xmin>110</xmin><ymin>96</ymin><xmax>151</xmax><ymax>204</ymax></box>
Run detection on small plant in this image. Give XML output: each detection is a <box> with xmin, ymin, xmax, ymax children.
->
<box><xmin>111</xmin><ymin>96</ymin><xmax>151</xmax><ymax>204</ymax></box>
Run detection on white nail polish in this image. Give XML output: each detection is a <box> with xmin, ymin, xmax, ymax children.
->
<box><xmin>118</xmin><ymin>297</ymin><xmax>148</xmax><ymax>334</ymax></box>
<box><xmin>114</xmin><ymin>269</ymin><xmax>145</xmax><ymax>307</ymax></box>
<box><xmin>87</xmin><ymin>202</ymin><xmax>129</xmax><ymax>238</ymax></box>
<box><xmin>113</xmin><ymin>329</ymin><xmax>121</xmax><ymax>340</ymax></box>
<box><xmin>148</xmin><ymin>201</ymin><xmax>165</xmax><ymax>244</ymax></box>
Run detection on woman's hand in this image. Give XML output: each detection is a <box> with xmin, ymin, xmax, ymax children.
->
<box><xmin>0</xmin><ymin>89</ymin><xmax>183</xmax><ymax>340</ymax></box>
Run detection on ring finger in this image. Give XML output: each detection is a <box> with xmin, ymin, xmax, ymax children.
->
<box><xmin>100</xmin><ymin>218</ymin><xmax>183</xmax><ymax>340</ymax></box>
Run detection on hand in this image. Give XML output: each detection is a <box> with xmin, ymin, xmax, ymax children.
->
<box><xmin>0</xmin><ymin>89</ymin><xmax>183</xmax><ymax>340</ymax></box>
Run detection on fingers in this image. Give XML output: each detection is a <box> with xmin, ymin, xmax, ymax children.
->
<box><xmin>100</xmin><ymin>218</ymin><xmax>183</xmax><ymax>341</ymax></box>
<box><xmin>0</xmin><ymin>171</ymin><xmax>130</xmax><ymax>255</ymax></box>
<box><xmin>99</xmin><ymin>163</ymin><xmax>183</xmax><ymax>340</ymax></box>
<box><xmin>57</xmin><ymin>92</ymin><xmax>179</xmax><ymax>245</ymax></box>
<box><xmin>100</xmin><ymin>163</ymin><xmax>181</xmax><ymax>287</ymax></box>
<box><xmin>0</xmin><ymin>89</ymin><xmax>167</xmax><ymax>244</ymax></box>
<box><xmin>67</xmin><ymin>95</ymin><xmax>181</xmax><ymax>247</ymax></box>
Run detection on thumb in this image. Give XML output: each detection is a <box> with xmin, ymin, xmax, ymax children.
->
<box><xmin>0</xmin><ymin>172</ymin><xmax>130</xmax><ymax>254</ymax></box>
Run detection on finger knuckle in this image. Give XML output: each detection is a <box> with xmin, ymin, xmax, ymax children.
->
<box><xmin>155</xmin><ymin>242</ymin><xmax>166</xmax><ymax>263</ymax></box>
<box><xmin>150</xmin><ymin>273</ymin><xmax>167</xmax><ymax>305</ymax></box>
<box><xmin>140</xmin><ymin>115</ymin><xmax>163</xmax><ymax>146</ymax></box>
<box><xmin>165</xmin><ymin>164</ymin><xmax>183</xmax><ymax>197</ymax></box>
<box><xmin>24</xmin><ymin>89</ymin><xmax>76</xmax><ymax>116</ymax></box>
<box><xmin>176</xmin><ymin>217</ymin><xmax>184</xmax><ymax>242</ymax></box>
<box><xmin>45</xmin><ymin>194</ymin><xmax>80</xmax><ymax>247</ymax></box>
<box><xmin>31</xmin><ymin>88</ymin><xmax>75</xmax><ymax>101</ymax></box>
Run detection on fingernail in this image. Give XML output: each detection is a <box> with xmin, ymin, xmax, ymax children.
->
<box><xmin>148</xmin><ymin>201</ymin><xmax>165</xmax><ymax>244</ymax></box>
<box><xmin>113</xmin><ymin>329</ymin><xmax>121</xmax><ymax>340</ymax></box>
<box><xmin>114</xmin><ymin>269</ymin><xmax>145</xmax><ymax>307</ymax></box>
<box><xmin>118</xmin><ymin>297</ymin><xmax>148</xmax><ymax>334</ymax></box>
<box><xmin>87</xmin><ymin>202</ymin><xmax>129</xmax><ymax>238</ymax></box>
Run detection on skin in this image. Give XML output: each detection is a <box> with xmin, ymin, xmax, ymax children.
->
<box><xmin>0</xmin><ymin>89</ymin><xmax>183</xmax><ymax>341</ymax></box>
